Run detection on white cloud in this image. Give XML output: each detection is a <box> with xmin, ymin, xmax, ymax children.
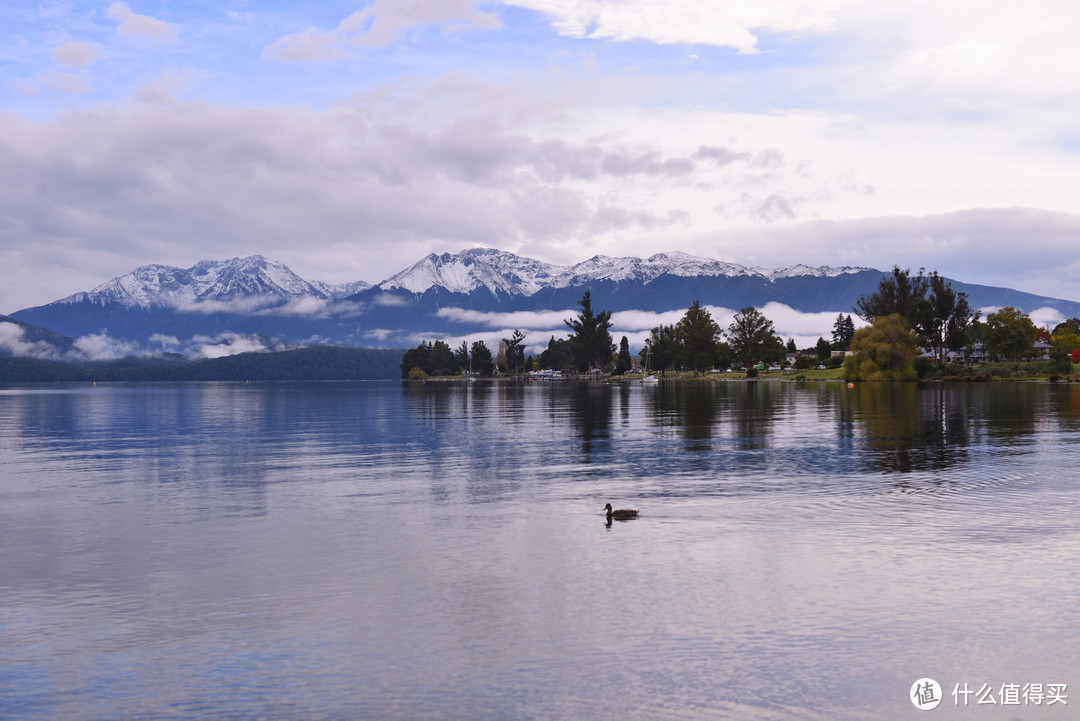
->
<box><xmin>437</xmin><ymin>307</ymin><xmax>577</xmax><ymax>327</ymax></box>
<box><xmin>0</xmin><ymin>322</ymin><xmax>62</xmax><ymax>359</ymax></box>
<box><xmin>505</xmin><ymin>0</ymin><xmax>853</xmax><ymax>52</ymax></box>
<box><xmin>188</xmin><ymin>332</ymin><xmax>270</xmax><ymax>359</ymax></box>
<box><xmin>107</xmin><ymin>2</ymin><xmax>179</xmax><ymax>44</ymax></box>
<box><xmin>263</xmin><ymin>0</ymin><xmax>501</xmax><ymax>61</ymax></box>
<box><xmin>133</xmin><ymin>71</ymin><xmax>191</xmax><ymax>105</ymax></box>
<box><xmin>264</xmin><ymin>296</ymin><xmax>329</xmax><ymax>317</ymax></box>
<box><xmin>609</xmin><ymin>308</ymin><xmax>686</xmax><ymax>331</ymax></box>
<box><xmin>71</xmin><ymin>332</ymin><xmax>142</xmax><ymax>361</ymax></box>
<box><xmin>52</xmin><ymin>41</ymin><xmax>100</xmax><ymax>67</ymax></box>
<box><xmin>0</xmin><ymin>323</ymin><xmax>155</xmax><ymax>361</ymax></box>
<box><xmin>5</xmin><ymin>3</ymin><xmax>1080</xmax><ymax>314</ymax></box>
<box><xmin>364</xmin><ymin>328</ymin><xmax>395</xmax><ymax>342</ymax></box>
<box><xmin>176</xmin><ymin>296</ymin><xmax>280</xmax><ymax>314</ymax></box>
<box><xmin>704</xmin><ymin>208</ymin><xmax>1080</xmax><ymax>301</ymax></box>
<box><xmin>373</xmin><ymin>294</ymin><xmax>411</xmax><ymax>307</ymax></box>
<box><xmin>1023</xmin><ymin>307</ymin><xmax>1065</xmax><ymax>331</ymax></box>
<box><xmin>850</xmin><ymin>0</ymin><xmax>1080</xmax><ymax>102</ymax></box>
<box><xmin>432</xmin><ymin>301</ymin><xmax>859</xmax><ymax>353</ymax></box>
<box><xmin>13</xmin><ymin>71</ymin><xmax>94</xmax><ymax>95</ymax></box>
<box><xmin>149</xmin><ymin>333</ymin><xmax>180</xmax><ymax>349</ymax></box>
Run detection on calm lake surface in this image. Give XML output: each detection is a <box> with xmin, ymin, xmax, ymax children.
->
<box><xmin>1</xmin><ymin>380</ymin><xmax>1078</xmax><ymax>720</ymax></box>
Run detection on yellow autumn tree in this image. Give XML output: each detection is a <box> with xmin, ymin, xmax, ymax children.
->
<box><xmin>843</xmin><ymin>313</ymin><xmax>920</xmax><ymax>381</ymax></box>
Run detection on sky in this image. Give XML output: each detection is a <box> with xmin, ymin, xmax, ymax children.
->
<box><xmin>2</xmin><ymin>0</ymin><xmax>1080</xmax><ymax>316</ymax></box>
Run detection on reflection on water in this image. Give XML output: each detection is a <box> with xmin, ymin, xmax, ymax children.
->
<box><xmin>1</xmin><ymin>380</ymin><xmax>1079</xmax><ymax>721</ymax></box>
<box><xmin>848</xmin><ymin>383</ymin><xmax>974</xmax><ymax>474</ymax></box>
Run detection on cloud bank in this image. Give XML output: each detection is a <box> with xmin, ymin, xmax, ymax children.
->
<box><xmin>0</xmin><ymin>322</ymin><xmax>298</xmax><ymax>362</ymax></box>
<box><xmin>3</xmin><ymin>1</ymin><xmax>1080</xmax><ymax>318</ymax></box>
<box><xmin>432</xmin><ymin>302</ymin><xmax>866</xmax><ymax>354</ymax></box>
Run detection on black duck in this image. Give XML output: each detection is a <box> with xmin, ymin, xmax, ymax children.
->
<box><xmin>604</xmin><ymin>503</ymin><xmax>638</xmax><ymax>521</ymax></box>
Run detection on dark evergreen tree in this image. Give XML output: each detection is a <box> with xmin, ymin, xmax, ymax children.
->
<box><xmin>564</xmin><ymin>291</ymin><xmax>614</xmax><ymax>372</ymax></box>
<box><xmin>454</xmin><ymin>340</ymin><xmax>469</xmax><ymax>372</ymax></box>
<box><xmin>642</xmin><ymin>324</ymin><xmax>681</xmax><ymax>373</ymax></box>
<box><xmin>429</xmin><ymin>340</ymin><xmax>458</xmax><ymax>375</ymax></box>
<box><xmin>728</xmin><ymin>307</ymin><xmax>779</xmax><ymax>373</ymax></box>
<box><xmin>470</xmin><ymin>340</ymin><xmax>495</xmax><ymax>377</ymax></box>
<box><xmin>815</xmin><ymin>336</ymin><xmax>832</xmax><ymax>361</ymax></box>
<box><xmin>714</xmin><ymin>340</ymin><xmax>734</xmax><ymax>371</ymax></box>
<box><xmin>502</xmin><ymin>329</ymin><xmax>526</xmax><ymax>376</ymax></box>
<box><xmin>918</xmin><ymin>271</ymin><xmax>980</xmax><ymax>364</ymax></box>
<box><xmin>831</xmin><ymin>313</ymin><xmax>856</xmax><ymax>349</ymax></box>
<box><xmin>400</xmin><ymin>341</ymin><xmax>432</xmax><ymax>379</ymax></box>
<box><xmin>855</xmin><ymin>266</ymin><xmax>929</xmax><ymax>324</ymax></box>
<box><xmin>675</xmin><ymin>300</ymin><xmax>723</xmax><ymax>376</ymax></box>
<box><xmin>538</xmin><ymin>336</ymin><xmax>573</xmax><ymax>370</ymax></box>
<box><xmin>615</xmin><ymin>336</ymin><xmax>633</xmax><ymax>375</ymax></box>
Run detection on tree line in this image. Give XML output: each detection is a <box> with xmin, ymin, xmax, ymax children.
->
<box><xmin>844</xmin><ymin>266</ymin><xmax>1080</xmax><ymax>380</ymax></box>
<box><xmin>401</xmin><ymin>273</ymin><xmax>1080</xmax><ymax>381</ymax></box>
<box><xmin>401</xmin><ymin>293</ymin><xmax>610</xmax><ymax>379</ymax></box>
<box><xmin>401</xmin><ymin>292</ymin><xmax>811</xmax><ymax>379</ymax></box>
<box><xmin>1</xmin><ymin>346</ymin><xmax>404</xmax><ymax>382</ymax></box>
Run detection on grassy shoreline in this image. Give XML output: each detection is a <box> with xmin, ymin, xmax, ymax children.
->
<box><xmin>419</xmin><ymin>363</ymin><xmax>1080</xmax><ymax>384</ymax></box>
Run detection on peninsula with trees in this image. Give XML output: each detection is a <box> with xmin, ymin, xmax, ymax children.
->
<box><xmin>401</xmin><ymin>271</ymin><xmax>1080</xmax><ymax>383</ymax></box>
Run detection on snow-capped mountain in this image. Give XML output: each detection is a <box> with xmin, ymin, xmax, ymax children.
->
<box><xmin>42</xmin><ymin>248</ymin><xmax>870</xmax><ymax>312</ymax></box>
<box><xmin>311</xmin><ymin>279</ymin><xmax>373</xmax><ymax>300</ymax></box>
<box><xmin>379</xmin><ymin>248</ymin><xmax>558</xmax><ymax>296</ymax></box>
<box><xmin>58</xmin><ymin>255</ymin><xmax>371</xmax><ymax>309</ymax></box>
<box><xmin>380</xmin><ymin>248</ymin><xmax>869</xmax><ymax>298</ymax></box>
<box><xmin>10</xmin><ymin>247</ymin><xmax>1080</xmax><ymax>352</ymax></box>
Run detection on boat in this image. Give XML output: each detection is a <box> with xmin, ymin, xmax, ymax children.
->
<box><xmin>640</xmin><ymin>347</ymin><xmax>659</xmax><ymax>384</ymax></box>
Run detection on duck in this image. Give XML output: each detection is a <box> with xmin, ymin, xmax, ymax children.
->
<box><xmin>604</xmin><ymin>503</ymin><xmax>639</xmax><ymax>521</ymax></box>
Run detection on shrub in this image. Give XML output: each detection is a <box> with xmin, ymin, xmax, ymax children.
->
<box><xmin>843</xmin><ymin>314</ymin><xmax>919</xmax><ymax>381</ymax></box>
<box><xmin>976</xmin><ymin>359</ymin><xmax>1071</xmax><ymax>378</ymax></box>
<box><xmin>406</xmin><ymin>367</ymin><xmax>429</xmax><ymax>381</ymax></box>
<box><xmin>914</xmin><ymin>357</ymin><xmax>937</xmax><ymax>378</ymax></box>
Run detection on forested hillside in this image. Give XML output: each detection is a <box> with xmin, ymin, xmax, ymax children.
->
<box><xmin>0</xmin><ymin>346</ymin><xmax>404</xmax><ymax>383</ymax></box>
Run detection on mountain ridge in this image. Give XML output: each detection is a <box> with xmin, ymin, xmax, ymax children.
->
<box><xmin>378</xmin><ymin>248</ymin><xmax>871</xmax><ymax>298</ymax></box>
<box><xmin>8</xmin><ymin>248</ymin><xmax>1079</xmax><ymax>354</ymax></box>
<box><xmin>58</xmin><ymin>255</ymin><xmax>371</xmax><ymax>309</ymax></box>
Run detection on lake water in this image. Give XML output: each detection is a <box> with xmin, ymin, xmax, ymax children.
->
<box><xmin>1</xmin><ymin>380</ymin><xmax>1078</xmax><ymax>720</ymax></box>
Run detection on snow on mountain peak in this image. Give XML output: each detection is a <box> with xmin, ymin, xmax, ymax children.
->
<box><xmin>379</xmin><ymin>248</ymin><xmax>559</xmax><ymax>297</ymax></box>
<box><xmin>50</xmin><ymin>248</ymin><xmax>867</xmax><ymax>311</ymax></box>
<box><xmin>377</xmin><ymin>247</ymin><xmax>867</xmax><ymax>297</ymax></box>
<box><xmin>58</xmin><ymin>255</ymin><xmax>365</xmax><ymax>309</ymax></box>
<box><xmin>758</xmin><ymin>263</ymin><xmax>871</xmax><ymax>281</ymax></box>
